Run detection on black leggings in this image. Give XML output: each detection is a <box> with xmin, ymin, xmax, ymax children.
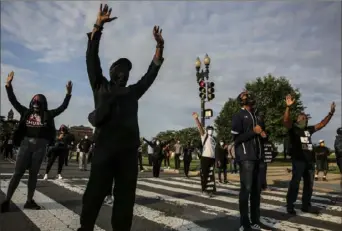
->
<box><xmin>152</xmin><ymin>157</ymin><xmax>162</xmax><ymax>177</ymax></box>
<box><xmin>46</xmin><ymin>149</ymin><xmax>68</xmax><ymax>174</ymax></box>
<box><xmin>184</xmin><ymin>158</ymin><xmax>191</xmax><ymax>176</ymax></box>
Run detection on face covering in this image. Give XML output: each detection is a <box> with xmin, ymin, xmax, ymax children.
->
<box><xmin>156</xmin><ymin>141</ymin><xmax>160</xmax><ymax>145</ymax></box>
<box><xmin>220</xmin><ymin>142</ymin><xmax>224</xmax><ymax>146</ymax></box>
<box><xmin>207</xmin><ymin>129</ymin><xmax>213</xmax><ymax>136</ymax></box>
<box><xmin>295</xmin><ymin>120</ymin><xmax>307</xmax><ymax>129</ymax></box>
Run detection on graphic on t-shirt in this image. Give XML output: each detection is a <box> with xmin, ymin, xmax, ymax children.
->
<box><xmin>300</xmin><ymin>130</ymin><xmax>313</xmax><ymax>151</ymax></box>
<box><xmin>26</xmin><ymin>114</ymin><xmax>43</xmax><ymax>127</ymax></box>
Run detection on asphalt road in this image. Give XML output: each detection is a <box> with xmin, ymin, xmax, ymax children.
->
<box><xmin>1</xmin><ymin>159</ymin><xmax>342</xmax><ymax>231</ymax></box>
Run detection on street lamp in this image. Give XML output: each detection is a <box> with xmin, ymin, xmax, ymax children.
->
<box><xmin>195</xmin><ymin>54</ymin><xmax>214</xmax><ymax>127</ymax></box>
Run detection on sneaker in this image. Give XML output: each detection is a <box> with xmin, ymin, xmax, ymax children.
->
<box><xmin>287</xmin><ymin>207</ymin><xmax>296</xmax><ymax>215</ymax></box>
<box><xmin>301</xmin><ymin>207</ymin><xmax>320</xmax><ymax>214</ymax></box>
<box><xmin>57</xmin><ymin>174</ymin><xmax>63</xmax><ymax>180</ymax></box>
<box><xmin>251</xmin><ymin>224</ymin><xmax>261</xmax><ymax>230</ymax></box>
<box><xmin>0</xmin><ymin>200</ymin><xmax>10</xmax><ymax>213</ymax></box>
<box><xmin>104</xmin><ymin>195</ymin><xmax>113</xmax><ymax>204</ymax></box>
<box><xmin>24</xmin><ymin>200</ymin><xmax>41</xmax><ymax>210</ymax></box>
<box><xmin>223</xmin><ymin>180</ymin><xmax>228</xmax><ymax>184</ymax></box>
<box><xmin>43</xmin><ymin>174</ymin><xmax>48</xmax><ymax>180</ymax></box>
<box><xmin>140</xmin><ymin>169</ymin><xmax>144</xmax><ymax>172</ymax></box>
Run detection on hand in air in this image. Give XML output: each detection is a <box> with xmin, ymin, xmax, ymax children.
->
<box><xmin>192</xmin><ymin>112</ymin><xmax>199</xmax><ymax>119</ymax></box>
<box><xmin>330</xmin><ymin>102</ymin><xmax>336</xmax><ymax>114</ymax></box>
<box><xmin>66</xmin><ymin>81</ymin><xmax>73</xmax><ymax>94</ymax></box>
<box><xmin>153</xmin><ymin>26</ymin><xmax>164</xmax><ymax>45</ymax></box>
<box><xmin>97</xmin><ymin>4</ymin><xmax>117</xmax><ymax>26</ymax></box>
<box><xmin>6</xmin><ymin>71</ymin><xmax>14</xmax><ymax>86</ymax></box>
<box><xmin>285</xmin><ymin>94</ymin><xmax>295</xmax><ymax>107</ymax></box>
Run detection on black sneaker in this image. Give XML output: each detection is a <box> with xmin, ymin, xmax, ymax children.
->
<box><xmin>287</xmin><ymin>207</ymin><xmax>296</xmax><ymax>215</ymax></box>
<box><xmin>1</xmin><ymin>200</ymin><xmax>10</xmax><ymax>213</ymax></box>
<box><xmin>223</xmin><ymin>180</ymin><xmax>228</xmax><ymax>184</ymax></box>
<box><xmin>301</xmin><ymin>207</ymin><xmax>320</xmax><ymax>214</ymax></box>
<box><xmin>24</xmin><ymin>200</ymin><xmax>41</xmax><ymax>210</ymax></box>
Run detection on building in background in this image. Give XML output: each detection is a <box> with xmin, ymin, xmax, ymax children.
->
<box><xmin>69</xmin><ymin>125</ymin><xmax>93</xmax><ymax>141</ymax></box>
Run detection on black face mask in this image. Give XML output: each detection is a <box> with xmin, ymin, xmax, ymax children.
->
<box><xmin>109</xmin><ymin>64</ymin><xmax>130</xmax><ymax>87</ymax></box>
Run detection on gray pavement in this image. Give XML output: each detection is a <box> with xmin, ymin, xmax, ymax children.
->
<box><xmin>1</xmin><ymin>159</ymin><xmax>342</xmax><ymax>231</ymax></box>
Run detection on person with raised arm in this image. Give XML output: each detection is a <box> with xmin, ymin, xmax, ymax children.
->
<box><xmin>78</xmin><ymin>3</ymin><xmax>164</xmax><ymax>231</ymax></box>
<box><xmin>1</xmin><ymin>71</ymin><xmax>72</xmax><ymax>213</ymax></box>
<box><xmin>284</xmin><ymin>94</ymin><xmax>335</xmax><ymax>215</ymax></box>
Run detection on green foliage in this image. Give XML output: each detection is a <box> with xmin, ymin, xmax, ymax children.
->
<box><xmin>215</xmin><ymin>74</ymin><xmax>305</xmax><ymax>143</ymax></box>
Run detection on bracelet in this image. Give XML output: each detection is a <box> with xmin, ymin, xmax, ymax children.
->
<box><xmin>94</xmin><ymin>24</ymin><xmax>103</xmax><ymax>31</ymax></box>
<box><xmin>156</xmin><ymin>44</ymin><xmax>164</xmax><ymax>49</ymax></box>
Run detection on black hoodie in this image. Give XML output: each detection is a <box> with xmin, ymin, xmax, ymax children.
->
<box><xmin>334</xmin><ymin>135</ymin><xmax>342</xmax><ymax>159</ymax></box>
<box><xmin>5</xmin><ymin>85</ymin><xmax>71</xmax><ymax>146</ymax></box>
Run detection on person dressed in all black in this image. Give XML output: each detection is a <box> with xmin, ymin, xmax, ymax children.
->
<box><xmin>315</xmin><ymin>140</ymin><xmax>330</xmax><ymax>181</ymax></box>
<box><xmin>1</xmin><ymin>71</ymin><xmax>72</xmax><ymax>213</ymax></box>
<box><xmin>216</xmin><ymin>140</ymin><xmax>228</xmax><ymax>184</ymax></box>
<box><xmin>44</xmin><ymin>125</ymin><xmax>72</xmax><ymax>180</ymax></box>
<box><xmin>138</xmin><ymin>139</ymin><xmax>144</xmax><ymax>172</ymax></box>
<box><xmin>231</xmin><ymin>91</ymin><xmax>265</xmax><ymax>231</ymax></box>
<box><xmin>78</xmin><ymin>4</ymin><xmax>164</xmax><ymax>231</ymax></box>
<box><xmin>283</xmin><ymin>94</ymin><xmax>335</xmax><ymax>215</ymax></box>
<box><xmin>3</xmin><ymin>134</ymin><xmax>14</xmax><ymax>160</ymax></box>
<box><xmin>143</xmin><ymin>138</ymin><xmax>173</xmax><ymax>177</ymax></box>
<box><xmin>183</xmin><ymin>141</ymin><xmax>194</xmax><ymax>177</ymax></box>
<box><xmin>334</xmin><ymin>128</ymin><xmax>342</xmax><ymax>174</ymax></box>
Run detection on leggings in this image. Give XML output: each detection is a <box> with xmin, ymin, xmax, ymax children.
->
<box><xmin>46</xmin><ymin>149</ymin><xmax>68</xmax><ymax>174</ymax></box>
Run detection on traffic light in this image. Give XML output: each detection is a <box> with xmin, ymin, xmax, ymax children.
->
<box><xmin>199</xmin><ymin>79</ymin><xmax>206</xmax><ymax>100</ymax></box>
<box><xmin>207</xmin><ymin>82</ymin><xmax>215</xmax><ymax>101</ymax></box>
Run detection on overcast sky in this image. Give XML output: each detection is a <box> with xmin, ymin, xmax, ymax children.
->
<box><xmin>1</xmin><ymin>1</ymin><xmax>341</xmax><ymax>147</ymax></box>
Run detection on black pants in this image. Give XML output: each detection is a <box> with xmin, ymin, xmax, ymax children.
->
<box><xmin>152</xmin><ymin>156</ymin><xmax>162</xmax><ymax>177</ymax></box>
<box><xmin>164</xmin><ymin>155</ymin><xmax>170</xmax><ymax>167</ymax></box>
<box><xmin>200</xmin><ymin>157</ymin><xmax>216</xmax><ymax>193</ymax></box>
<box><xmin>218</xmin><ymin>159</ymin><xmax>227</xmax><ymax>182</ymax></box>
<box><xmin>80</xmin><ymin>147</ymin><xmax>138</xmax><ymax>231</ymax></box>
<box><xmin>316</xmin><ymin>158</ymin><xmax>328</xmax><ymax>172</ymax></box>
<box><xmin>4</xmin><ymin>147</ymin><xmax>13</xmax><ymax>159</ymax></box>
<box><xmin>239</xmin><ymin>160</ymin><xmax>261</xmax><ymax>228</ymax></box>
<box><xmin>148</xmin><ymin>154</ymin><xmax>153</xmax><ymax>166</ymax></box>
<box><xmin>337</xmin><ymin>157</ymin><xmax>342</xmax><ymax>174</ymax></box>
<box><xmin>259</xmin><ymin>162</ymin><xmax>268</xmax><ymax>189</ymax></box>
<box><xmin>174</xmin><ymin>153</ymin><xmax>181</xmax><ymax>169</ymax></box>
<box><xmin>76</xmin><ymin>152</ymin><xmax>80</xmax><ymax>162</ymax></box>
<box><xmin>286</xmin><ymin>160</ymin><xmax>315</xmax><ymax>210</ymax></box>
<box><xmin>230</xmin><ymin>159</ymin><xmax>238</xmax><ymax>173</ymax></box>
<box><xmin>64</xmin><ymin>151</ymin><xmax>69</xmax><ymax>166</ymax></box>
<box><xmin>46</xmin><ymin>149</ymin><xmax>68</xmax><ymax>174</ymax></box>
<box><xmin>183</xmin><ymin>158</ymin><xmax>191</xmax><ymax>176</ymax></box>
<box><xmin>138</xmin><ymin>152</ymin><xmax>143</xmax><ymax>171</ymax></box>
<box><xmin>88</xmin><ymin>151</ymin><xmax>93</xmax><ymax>164</ymax></box>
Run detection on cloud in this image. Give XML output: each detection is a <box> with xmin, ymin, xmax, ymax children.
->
<box><xmin>1</xmin><ymin>1</ymin><xmax>341</xmax><ymax>146</ymax></box>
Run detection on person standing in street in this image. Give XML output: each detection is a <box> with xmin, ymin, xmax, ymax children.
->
<box><xmin>216</xmin><ymin>140</ymin><xmax>228</xmax><ymax>184</ymax></box>
<box><xmin>334</xmin><ymin>128</ymin><xmax>342</xmax><ymax>191</ymax></box>
<box><xmin>1</xmin><ymin>71</ymin><xmax>72</xmax><ymax>213</ymax></box>
<box><xmin>315</xmin><ymin>140</ymin><xmax>330</xmax><ymax>181</ymax></box>
<box><xmin>174</xmin><ymin>140</ymin><xmax>183</xmax><ymax>170</ymax></box>
<box><xmin>231</xmin><ymin>91</ymin><xmax>265</xmax><ymax>231</ymax></box>
<box><xmin>183</xmin><ymin>141</ymin><xmax>193</xmax><ymax>177</ymax></box>
<box><xmin>138</xmin><ymin>139</ymin><xmax>144</xmax><ymax>172</ymax></box>
<box><xmin>3</xmin><ymin>134</ymin><xmax>14</xmax><ymax>160</ymax></box>
<box><xmin>78</xmin><ymin>136</ymin><xmax>92</xmax><ymax>171</ymax></box>
<box><xmin>227</xmin><ymin>141</ymin><xmax>238</xmax><ymax>174</ymax></box>
<box><xmin>192</xmin><ymin>112</ymin><xmax>217</xmax><ymax>197</ymax></box>
<box><xmin>163</xmin><ymin>143</ymin><xmax>171</xmax><ymax>169</ymax></box>
<box><xmin>284</xmin><ymin>94</ymin><xmax>335</xmax><ymax>215</ymax></box>
<box><xmin>78</xmin><ymin>4</ymin><xmax>164</xmax><ymax>231</ymax></box>
<box><xmin>147</xmin><ymin>139</ymin><xmax>155</xmax><ymax>166</ymax></box>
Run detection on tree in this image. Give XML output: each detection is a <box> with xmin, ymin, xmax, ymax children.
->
<box><xmin>215</xmin><ymin>74</ymin><xmax>305</xmax><ymax>143</ymax></box>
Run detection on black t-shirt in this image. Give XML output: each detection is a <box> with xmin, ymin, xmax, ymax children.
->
<box><xmin>25</xmin><ymin>113</ymin><xmax>49</xmax><ymax>139</ymax></box>
<box><xmin>315</xmin><ymin>146</ymin><xmax>330</xmax><ymax>160</ymax></box>
<box><xmin>289</xmin><ymin>125</ymin><xmax>316</xmax><ymax>162</ymax></box>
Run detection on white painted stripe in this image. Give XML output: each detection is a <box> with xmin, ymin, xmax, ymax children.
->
<box><xmin>145</xmin><ymin>178</ymin><xmax>342</xmax><ymax>224</ymax></box>
<box><xmin>60</xmin><ymin>178</ymin><xmax>328</xmax><ymax>231</ymax></box>
<box><xmin>50</xmin><ymin>179</ymin><xmax>209</xmax><ymax>231</ymax></box>
<box><xmin>0</xmin><ymin>180</ymin><xmax>104</xmax><ymax>231</ymax></box>
<box><xmin>173</xmin><ymin>177</ymin><xmax>342</xmax><ymax>211</ymax></box>
<box><xmin>0</xmin><ymin>173</ymin><xmax>29</xmax><ymax>176</ymax></box>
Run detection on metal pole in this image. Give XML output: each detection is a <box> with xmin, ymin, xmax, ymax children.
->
<box><xmin>201</xmin><ymin>99</ymin><xmax>205</xmax><ymax>128</ymax></box>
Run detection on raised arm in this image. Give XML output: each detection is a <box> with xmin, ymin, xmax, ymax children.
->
<box><xmin>283</xmin><ymin>94</ymin><xmax>295</xmax><ymax>129</ymax></box>
<box><xmin>87</xmin><ymin>4</ymin><xmax>117</xmax><ymax>90</ymax></box>
<box><xmin>49</xmin><ymin>81</ymin><xmax>72</xmax><ymax>118</ymax></box>
<box><xmin>143</xmin><ymin>138</ymin><xmax>154</xmax><ymax>148</ymax></box>
<box><xmin>130</xmin><ymin>26</ymin><xmax>164</xmax><ymax>100</ymax></box>
<box><xmin>192</xmin><ymin>112</ymin><xmax>205</xmax><ymax>136</ymax></box>
<box><xmin>313</xmin><ymin>102</ymin><xmax>335</xmax><ymax>132</ymax></box>
<box><xmin>5</xmin><ymin>71</ymin><xmax>28</xmax><ymax>115</ymax></box>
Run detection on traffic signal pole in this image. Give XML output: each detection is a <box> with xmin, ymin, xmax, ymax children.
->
<box><xmin>200</xmin><ymin>99</ymin><xmax>206</xmax><ymax>127</ymax></box>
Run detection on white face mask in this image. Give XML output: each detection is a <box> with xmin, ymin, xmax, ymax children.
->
<box><xmin>207</xmin><ymin>129</ymin><xmax>213</xmax><ymax>135</ymax></box>
<box><xmin>220</xmin><ymin>142</ymin><xmax>224</xmax><ymax>146</ymax></box>
<box><xmin>156</xmin><ymin>141</ymin><xmax>160</xmax><ymax>145</ymax></box>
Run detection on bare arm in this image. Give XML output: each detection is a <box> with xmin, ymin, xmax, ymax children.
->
<box><xmin>313</xmin><ymin>112</ymin><xmax>334</xmax><ymax>132</ymax></box>
<box><xmin>283</xmin><ymin>106</ymin><xmax>292</xmax><ymax>129</ymax></box>
<box><xmin>193</xmin><ymin>117</ymin><xmax>205</xmax><ymax>136</ymax></box>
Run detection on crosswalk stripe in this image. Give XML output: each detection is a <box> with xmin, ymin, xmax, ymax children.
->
<box><xmin>0</xmin><ymin>180</ymin><xmax>105</xmax><ymax>231</ymax></box>
<box><xmin>50</xmin><ymin>179</ymin><xmax>209</xmax><ymax>231</ymax></box>
<box><xmin>145</xmin><ymin>178</ymin><xmax>342</xmax><ymax>224</ymax></box>
<box><xmin>173</xmin><ymin>177</ymin><xmax>342</xmax><ymax>212</ymax></box>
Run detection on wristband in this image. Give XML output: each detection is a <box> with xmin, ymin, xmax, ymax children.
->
<box><xmin>94</xmin><ymin>24</ymin><xmax>104</xmax><ymax>31</ymax></box>
<box><xmin>329</xmin><ymin>112</ymin><xmax>334</xmax><ymax>116</ymax></box>
<box><xmin>156</xmin><ymin>44</ymin><xmax>164</xmax><ymax>49</ymax></box>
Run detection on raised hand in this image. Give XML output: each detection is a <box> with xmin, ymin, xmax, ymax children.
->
<box><xmin>192</xmin><ymin>112</ymin><xmax>199</xmax><ymax>119</ymax></box>
<box><xmin>6</xmin><ymin>71</ymin><xmax>14</xmax><ymax>86</ymax></box>
<box><xmin>66</xmin><ymin>81</ymin><xmax>73</xmax><ymax>94</ymax></box>
<box><xmin>96</xmin><ymin>4</ymin><xmax>117</xmax><ymax>26</ymax></box>
<box><xmin>285</xmin><ymin>94</ymin><xmax>295</xmax><ymax>107</ymax></box>
<box><xmin>153</xmin><ymin>26</ymin><xmax>164</xmax><ymax>45</ymax></box>
<box><xmin>330</xmin><ymin>102</ymin><xmax>336</xmax><ymax>114</ymax></box>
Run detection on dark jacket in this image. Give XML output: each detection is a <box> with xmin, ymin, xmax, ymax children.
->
<box><xmin>215</xmin><ymin>144</ymin><xmax>227</xmax><ymax>162</ymax></box>
<box><xmin>5</xmin><ymin>85</ymin><xmax>71</xmax><ymax>146</ymax></box>
<box><xmin>183</xmin><ymin>145</ymin><xmax>194</xmax><ymax>161</ymax></box>
<box><xmin>79</xmin><ymin>138</ymin><xmax>93</xmax><ymax>153</ymax></box>
<box><xmin>334</xmin><ymin>135</ymin><xmax>342</xmax><ymax>159</ymax></box>
<box><xmin>231</xmin><ymin>108</ymin><xmax>262</xmax><ymax>161</ymax></box>
<box><xmin>86</xmin><ymin>31</ymin><xmax>164</xmax><ymax>151</ymax></box>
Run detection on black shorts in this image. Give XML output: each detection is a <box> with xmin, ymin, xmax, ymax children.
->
<box><xmin>316</xmin><ymin>159</ymin><xmax>328</xmax><ymax>171</ymax></box>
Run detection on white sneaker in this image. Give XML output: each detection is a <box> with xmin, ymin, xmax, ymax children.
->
<box><xmin>57</xmin><ymin>174</ymin><xmax>63</xmax><ymax>180</ymax></box>
<box><xmin>239</xmin><ymin>226</ymin><xmax>245</xmax><ymax>231</ymax></box>
<box><xmin>43</xmin><ymin>174</ymin><xmax>48</xmax><ymax>180</ymax></box>
<box><xmin>251</xmin><ymin>224</ymin><xmax>261</xmax><ymax>230</ymax></box>
<box><xmin>104</xmin><ymin>195</ymin><xmax>113</xmax><ymax>204</ymax></box>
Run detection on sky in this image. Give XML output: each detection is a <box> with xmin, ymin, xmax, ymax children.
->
<box><xmin>1</xmin><ymin>1</ymin><xmax>341</xmax><ymax>147</ymax></box>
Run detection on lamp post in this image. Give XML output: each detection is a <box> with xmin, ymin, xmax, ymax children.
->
<box><xmin>195</xmin><ymin>54</ymin><xmax>214</xmax><ymax>128</ymax></box>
